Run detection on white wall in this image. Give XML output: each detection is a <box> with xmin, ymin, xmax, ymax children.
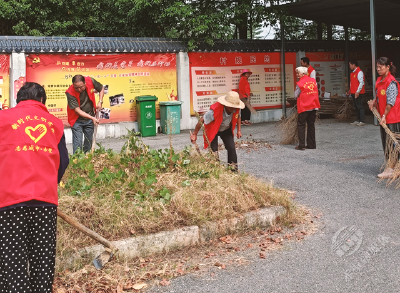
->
<box><xmin>8</xmin><ymin>52</ymin><xmax>284</xmax><ymax>144</ymax></box>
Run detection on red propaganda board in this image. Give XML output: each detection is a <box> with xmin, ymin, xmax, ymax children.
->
<box><xmin>188</xmin><ymin>52</ymin><xmax>297</xmax><ymax>114</ymax></box>
<box><xmin>306</xmin><ymin>52</ymin><xmax>347</xmax><ymax>98</ymax></box>
<box><xmin>26</xmin><ymin>54</ymin><xmax>177</xmax><ymax>124</ymax></box>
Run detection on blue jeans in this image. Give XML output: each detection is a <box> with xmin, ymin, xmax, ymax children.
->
<box><xmin>71</xmin><ymin>119</ymin><xmax>94</xmax><ymax>153</ymax></box>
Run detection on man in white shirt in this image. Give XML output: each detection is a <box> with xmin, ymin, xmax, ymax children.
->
<box><xmin>347</xmin><ymin>60</ymin><xmax>366</xmax><ymax>126</ymax></box>
<box><xmin>300</xmin><ymin>57</ymin><xmax>316</xmax><ymax>80</ymax></box>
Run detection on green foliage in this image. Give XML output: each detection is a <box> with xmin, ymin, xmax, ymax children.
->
<box><xmin>0</xmin><ymin>0</ymin><xmax>301</xmax><ymax>48</ymax></box>
<box><xmin>0</xmin><ymin>0</ymin><xmax>373</xmax><ymax>51</ymax></box>
<box><xmin>63</xmin><ymin>130</ymin><xmax>191</xmax><ymax>204</ymax></box>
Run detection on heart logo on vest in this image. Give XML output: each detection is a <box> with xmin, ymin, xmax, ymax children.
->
<box><xmin>307</xmin><ymin>83</ymin><xmax>315</xmax><ymax>91</ymax></box>
<box><xmin>25</xmin><ymin>124</ymin><xmax>48</xmax><ymax>143</ymax></box>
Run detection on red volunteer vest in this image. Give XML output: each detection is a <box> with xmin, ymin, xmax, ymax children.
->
<box><xmin>376</xmin><ymin>73</ymin><xmax>400</xmax><ymax>124</ymax></box>
<box><xmin>307</xmin><ymin>66</ymin><xmax>315</xmax><ymax>78</ymax></box>
<box><xmin>66</xmin><ymin>76</ymin><xmax>97</xmax><ymax>127</ymax></box>
<box><xmin>296</xmin><ymin>76</ymin><xmax>321</xmax><ymax>114</ymax></box>
<box><xmin>0</xmin><ymin>100</ymin><xmax>64</xmax><ymax>208</ymax></box>
<box><xmin>239</xmin><ymin>76</ymin><xmax>251</xmax><ymax>99</ymax></box>
<box><xmin>203</xmin><ymin>102</ymin><xmax>239</xmax><ymax>149</ymax></box>
<box><xmin>350</xmin><ymin>67</ymin><xmax>366</xmax><ymax>94</ymax></box>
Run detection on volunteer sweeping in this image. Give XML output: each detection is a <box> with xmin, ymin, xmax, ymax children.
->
<box><xmin>368</xmin><ymin>57</ymin><xmax>400</xmax><ymax>179</ymax></box>
<box><xmin>190</xmin><ymin>91</ymin><xmax>244</xmax><ymax>171</ymax></box>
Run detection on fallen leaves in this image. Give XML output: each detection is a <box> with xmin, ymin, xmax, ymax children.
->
<box><xmin>214</xmin><ymin>262</ymin><xmax>226</xmax><ymax>269</ymax></box>
<box><xmin>218</xmin><ymin>140</ymin><xmax>273</xmax><ymax>152</ymax></box>
<box><xmin>219</xmin><ymin>235</ymin><xmax>234</xmax><ymax>244</ymax></box>
<box><xmin>159</xmin><ymin>279</ymin><xmax>170</xmax><ymax>286</ymax></box>
<box><xmin>116</xmin><ymin>283</ymin><xmax>124</xmax><ymax>293</ymax></box>
<box><xmin>176</xmin><ymin>268</ymin><xmax>185</xmax><ymax>275</ymax></box>
<box><xmin>132</xmin><ymin>282</ymin><xmax>148</xmax><ymax>290</ymax></box>
<box><xmin>52</xmin><ymin>207</ymin><xmax>319</xmax><ymax>292</ymax></box>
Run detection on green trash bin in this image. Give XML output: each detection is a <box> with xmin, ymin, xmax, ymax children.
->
<box><xmin>135</xmin><ymin>95</ymin><xmax>158</xmax><ymax>137</ymax></box>
<box><xmin>159</xmin><ymin>101</ymin><xmax>183</xmax><ymax>134</ymax></box>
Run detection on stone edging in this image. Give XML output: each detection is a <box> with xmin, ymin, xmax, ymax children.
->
<box><xmin>73</xmin><ymin>206</ymin><xmax>285</xmax><ymax>263</ymax></box>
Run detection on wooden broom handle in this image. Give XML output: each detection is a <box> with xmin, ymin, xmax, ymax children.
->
<box><xmin>91</xmin><ymin>111</ymin><xmax>100</xmax><ymax>154</ymax></box>
<box><xmin>57</xmin><ymin>209</ymin><xmax>117</xmax><ymax>251</ymax></box>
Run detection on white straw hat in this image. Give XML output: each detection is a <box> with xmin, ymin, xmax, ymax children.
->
<box><xmin>217</xmin><ymin>91</ymin><xmax>245</xmax><ymax>109</ymax></box>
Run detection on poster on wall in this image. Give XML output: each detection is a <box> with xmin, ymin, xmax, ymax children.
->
<box><xmin>26</xmin><ymin>54</ymin><xmax>177</xmax><ymax>124</ymax></box>
<box><xmin>306</xmin><ymin>52</ymin><xmax>346</xmax><ymax>98</ymax></box>
<box><xmin>0</xmin><ymin>55</ymin><xmax>10</xmax><ymax>110</ymax></box>
<box><xmin>189</xmin><ymin>52</ymin><xmax>297</xmax><ymax>114</ymax></box>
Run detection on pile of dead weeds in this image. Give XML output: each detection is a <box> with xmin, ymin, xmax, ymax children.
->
<box><xmin>56</xmin><ymin>130</ymin><xmax>300</xmax><ymax>277</ymax></box>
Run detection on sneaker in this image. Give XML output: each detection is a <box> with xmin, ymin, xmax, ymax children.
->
<box><xmin>350</xmin><ymin>121</ymin><xmax>359</xmax><ymax>125</ymax></box>
<box><xmin>295</xmin><ymin>146</ymin><xmax>305</xmax><ymax>151</ymax></box>
<box><xmin>377</xmin><ymin>168</ymin><xmax>394</xmax><ymax>179</ymax></box>
<box><xmin>357</xmin><ymin>122</ymin><xmax>366</xmax><ymax>126</ymax></box>
<box><xmin>244</xmin><ymin>120</ymin><xmax>252</xmax><ymax>125</ymax></box>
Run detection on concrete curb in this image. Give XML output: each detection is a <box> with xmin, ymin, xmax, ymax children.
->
<box><xmin>72</xmin><ymin>206</ymin><xmax>286</xmax><ymax>264</ymax></box>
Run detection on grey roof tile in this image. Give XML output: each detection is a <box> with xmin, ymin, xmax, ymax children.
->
<box><xmin>0</xmin><ymin>36</ymin><xmax>395</xmax><ymax>54</ymax></box>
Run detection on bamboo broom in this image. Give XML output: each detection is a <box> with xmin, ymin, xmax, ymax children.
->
<box><xmin>370</xmin><ymin>106</ymin><xmax>400</xmax><ymax>184</ymax></box>
<box><xmin>279</xmin><ymin>106</ymin><xmax>299</xmax><ymax>145</ymax></box>
<box><xmin>371</xmin><ymin>107</ymin><xmax>400</xmax><ymax>152</ymax></box>
<box><xmin>335</xmin><ymin>77</ymin><xmax>353</xmax><ymax>121</ymax></box>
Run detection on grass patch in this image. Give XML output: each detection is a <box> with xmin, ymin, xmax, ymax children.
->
<box><xmin>57</xmin><ymin>130</ymin><xmax>298</xmax><ymax>272</ymax></box>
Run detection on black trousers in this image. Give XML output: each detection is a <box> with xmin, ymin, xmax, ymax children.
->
<box><xmin>0</xmin><ymin>206</ymin><xmax>57</xmax><ymax>293</ymax></box>
<box><xmin>351</xmin><ymin>94</ymin><xmax>365</xmax><ymax>123</ymax></box>
<box><xmin>210</xmin><ymin>128</ymin><xmax>238</xmax><ymax>170</ymax></box>
<box><xmin>241</xmin><ymin>98</ymin><xmax>251</xmax><ymax>121</ymax></box>
<box><xmin>297</xmin><ymin>110</ymin><xmax>317</xmax><ymax>149</ymax></box>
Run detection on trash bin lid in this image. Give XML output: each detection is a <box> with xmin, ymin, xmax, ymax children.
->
<box><xmin>159</xmin><ymin>101</ymin><xmax>183</xmax><ymax>106</ymax></box>
<box><xmin>135</xmin><ymin>95</ymin><xmax>158</xmax><ymax>102</ymax></box>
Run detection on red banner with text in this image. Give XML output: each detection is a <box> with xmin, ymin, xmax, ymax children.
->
<box><xmin>26</xmin><ymin>54</ymin><xmax>177</xmax><ymax>124</ymax></box>
<box><xmin>189</xmin><ymin>52</ymin><xmax>297</xmax><ymax>114</ymax></box>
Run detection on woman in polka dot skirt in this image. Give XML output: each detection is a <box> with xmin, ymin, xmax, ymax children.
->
<box><xmin>0</xmin><ymin>82</ymin><xmax>69</xmax><ymax>293</ymax></box>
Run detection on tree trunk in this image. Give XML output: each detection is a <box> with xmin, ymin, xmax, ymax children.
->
<box><xmin>237</xmin><ymin>0</ymin><xmax>248</xmax><ymax>39</ymax></box>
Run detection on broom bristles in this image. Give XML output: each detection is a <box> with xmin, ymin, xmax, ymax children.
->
<box><xmin>334</xmin><ymin>96</ymin><xmax>353</xmax><ymax>121</ymax></box>
<box><xmin>279</xmin><ymin>107</ymin><xmax>299</xmax><ymax>145</ymax></box>
<box><xmin>371</xmin><ymin>106</ymin><xmax>400</xmax><ymax>186</ymax></box>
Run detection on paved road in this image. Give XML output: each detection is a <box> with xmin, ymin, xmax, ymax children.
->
<box><xmin>68</xmin><ymin>116</ymin><xmax>400</xmax><ymax>292</ymax></box>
